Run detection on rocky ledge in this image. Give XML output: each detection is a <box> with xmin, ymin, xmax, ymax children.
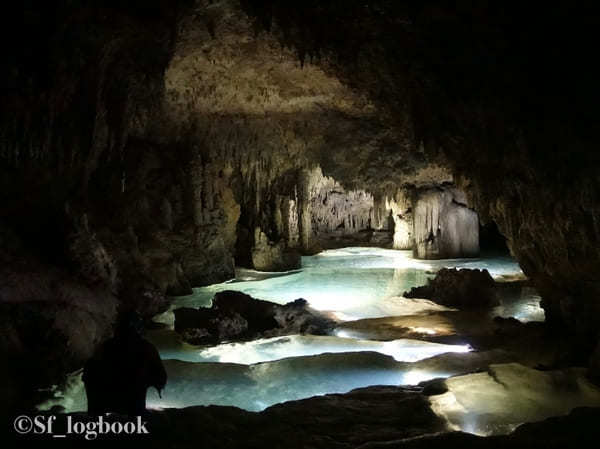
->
<box><xmin>173</xmin><ymin>290</ymin><xmax>335</xmax><ymax>344</ymax></box>
<box><xmin>404</xmin><ymin>268</ymin><xmax>499</xmax><ymax>309</ymax></box>
<box><xmin>7</xmin><ymin>384</ymin><xmax>600</xmax><ymax>449</ymax></box>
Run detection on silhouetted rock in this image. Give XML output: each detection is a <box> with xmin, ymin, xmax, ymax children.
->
<box><xmin>404</xmin><ymin>268</ymin><xmax>499</xmax><ymax>308</ymax></box>
<box><xmin>174</xmin><ymin>291</ymin><xmax>335</xmax><ymax>344</ymax></box>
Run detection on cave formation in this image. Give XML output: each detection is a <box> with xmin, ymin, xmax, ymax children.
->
<box><xmin>2</xmin><ymin>0</ymin><xmax>600</xmax><ymax>447</ymax></box>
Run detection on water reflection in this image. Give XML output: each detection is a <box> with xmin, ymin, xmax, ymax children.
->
<box><xmin>170</xmin><ymin>248</ymin><xmax>530</xmax><ymax>322</ymax></box>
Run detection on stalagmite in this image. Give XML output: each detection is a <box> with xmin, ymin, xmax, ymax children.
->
<box><xmin>297</xmin><ymin>169</ymin><xmax>314</xmax><ymax>253</ymax></box>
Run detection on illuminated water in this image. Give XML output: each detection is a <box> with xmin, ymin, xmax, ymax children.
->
<box><xmin>40</xmin><ymin>352</ymin><xmax>455</xmax><ymax>413</ymax></box>
<box><xmin>492</xmin><ymin>286</ymin><xmax>545</xmax><ymax>322</ymax></box>
<box><xmin>151</xmin><ymin>331</ymin><xmax>470</xmax><ymax>365</ymax></box>
<box><xmin>42</xmin><ymin>248</ymin><xmax>544</xmax><ymax>415</ymax></box>
<box><xmin>144</xmin><ymin>248</ymin><xmax>541</xmax><ymax>411</ymax></box>
<box><xmin>164</xmin><ymin>248</ymin><xmax>528</xmax><ymax>322</ymax></box>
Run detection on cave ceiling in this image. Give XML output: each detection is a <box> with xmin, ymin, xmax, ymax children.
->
<box><xmin>157</xmin><ymin>0</ymin><xmax>452</xmax><ymax>194</ymax></box>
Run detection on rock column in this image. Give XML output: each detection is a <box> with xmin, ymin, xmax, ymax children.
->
<box><xmin>413</xmin><ymin>187</ymin><xmax>479</xmax><ymax>259</ymax></box>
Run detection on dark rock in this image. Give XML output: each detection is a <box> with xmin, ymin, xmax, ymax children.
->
<box><xmin>0</xmin><ymin>261</ymin><xmax>117</xmax><ymax>414</ymax></box>
<box><xmin>174</xmin><ymin>291</ymin><xmax>335</xmax><ymax>344</ymax></box>
<box><xmin>588</xmin><ymin>340</ymin><xmax>600</xmax><ymax>384</ymax></box>
<box><xmin>404</xmin><ymin>268</ymin><xmax>499</xmax><ymax>308</ymax></box>
<box><xmin>10</xmin><ymin>396</ymin><xmax>600</xmax><ymax>449</ymax></box>
<box><xmin>420</xmin><ymin>378</ymin><xmax>449</xmax><ymax>396</ymax></box>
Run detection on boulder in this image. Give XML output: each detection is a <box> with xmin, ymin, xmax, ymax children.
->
<box><xmin>174</xmin><ymin>291</ymin><xmax>334</xmax><ymax>344</ymax></box>
<box><xmin>404</xmin><ymin>268</ymin><xmax>499</xmax><ymax>308</ymax></box>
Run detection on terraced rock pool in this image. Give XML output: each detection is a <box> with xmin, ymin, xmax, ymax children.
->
<box><xmin>42</xmin><ymin>248</ymin><xmax>546</xmax><ymax>421</ymax></box>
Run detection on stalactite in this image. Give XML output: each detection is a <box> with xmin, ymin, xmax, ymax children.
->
<box><xmin>413</xmin><ymin>187</ymin><xmax>479</xmax><ymax>259</ymax></box>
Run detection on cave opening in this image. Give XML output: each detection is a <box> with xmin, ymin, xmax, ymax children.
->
<box><xmin>479</xmin><ymin>220</ymin><xmax>510</xmax><ymax>255</ymax></box>
<box><xmin>3</xmin><ymin>0</ymin><xmax>600</xmax><ymax>447</ymax></box>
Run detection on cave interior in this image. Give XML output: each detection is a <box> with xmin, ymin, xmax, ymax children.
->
<box><xmin>2</xmin><ymin>1</ymin><xmax>600</xmax><ymax>448</ymax></box>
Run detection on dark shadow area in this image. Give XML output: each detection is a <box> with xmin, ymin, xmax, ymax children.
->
<box><xmin>479</xmin><ymin>221</ymin><xmax>509</xmax><ymax>255</ymax></box>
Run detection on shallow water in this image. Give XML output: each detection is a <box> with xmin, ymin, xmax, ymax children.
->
<box><xmin>42</xmin><ymin>248</ymin><xmax>544</xmax><ymax>417</ymax></box>
<box><xmin>40</xmin><ymin>352</ymin><xmax>456</xmax><ymax>413</ymax></box>
<box><xmin>492</xmin><ymin>286</ymin><xmax>545</xmax><ymax>322</ymax></box>
<box><xmin>149</xmin><ymin>331</ymin><xmax>471</xmax><ymax>365</ymax></box>
<box><xmin>164</xmin><ymin>248</ymin><xmax>530</xmax><ymax>322</ymax></box>
<box><xmin>145</xmin><ymin>248</ymin><xmax>543</xmax><ymax>411</ymax></box>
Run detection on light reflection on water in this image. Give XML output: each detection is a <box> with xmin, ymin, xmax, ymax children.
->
<box><xmin>40</xmin><ymin>248</ymin><xmax>545</xmax><ymax>420</ymax></box>
<box><xmin>143</xmin><ymin>248</ymin><xmax>542</xmax><ymax>414</ymax></box>
<box><xmin>160</xmin><ymin>334</ymin><xmax>472</xmax><ymax>365</ymax></box>
<box><xmin>169</xmin><ymin>248</ymin><xmax>530</xmax><ymax>322</ymax></box>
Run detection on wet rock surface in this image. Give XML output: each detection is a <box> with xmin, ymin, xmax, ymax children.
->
<box><xmin>8</xmin><ymin>393</ymin><xmax>600</xmax><ymax>449</ymax></box>
<box><xmin>404</xmin><ymin>268</ymin><xmax>499</xmax><ymax>309</ymax></box>
<box><xmin>430</xmin><ymin>362</ymin><xmax>600</xmax><ymax>435</ymax></box>
<box><xmin>174</xmin><ymin>290</ymin><xmax>334</xmax><ymax>344</ymax></box>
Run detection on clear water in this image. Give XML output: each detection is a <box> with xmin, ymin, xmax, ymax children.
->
<box><xmin>147</xmin><ymin>353</ymin><xmax>454</xmax><ymax>411</ymax></box>
<box><xmin>41</xmin><ymin>248</ymin><xmax>543</xmax><ymax>414</ymax></box>
<box><xmin>163</xmin><ymin>248</ymin><xmax>528</xmax><ymax>322</ymax></box>
<box><xmin>42</xmin><ymin>352</ymin><xmax>460</xmax><ymax>413</ymax></box>
<box><xmin>146</xmin><ymin>248</ymin><xmax>542</xmax><ymax>411</ymax></box>
<box><xmin>150</xmin><ymin>332</ymin><xmax>471</xmax><ymax>365</ymax></box>
<box><xmin>492</xmin><ymin>286</ymin><xmax>546</xmax><ymax>322</ymax></box>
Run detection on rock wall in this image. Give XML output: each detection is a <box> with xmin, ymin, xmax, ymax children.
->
<box><xmin>309</xmin><ymin>168</ymin><xmax>374</xmax><ymax>237</ymax></box>
<box><xmin>251</xmin><ymin>227</ymin><xmax>300</xmax><ymax>271</ymax></box>
<box><xmin>0</xmin><ymin>0</ymin><xmax>198</xmax><ymax>305</ymax></box>
<box><xmin>0</xmin><ymin>0</ymin><xmax>194</xmax><ymax>408</ymax></box>
<box><xmin>373</xmin><ymin>191</ymin><xmax>414</xmax><ymax>250</ymax></box>
<box><xmin>0</xmin><ymin>223</ymin><xmax>118</xmax><ymax>411</ymax></box>
<box><xmin>413</xmin><ymin>187</ymin><xmax>479</xmax><ymax>259</ymax></box>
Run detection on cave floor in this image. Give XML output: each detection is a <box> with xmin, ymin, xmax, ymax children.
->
<box><xmin>37</xmin><ymin>248</ymin><xmax>600</xmax><ymax>445</ymax></box>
